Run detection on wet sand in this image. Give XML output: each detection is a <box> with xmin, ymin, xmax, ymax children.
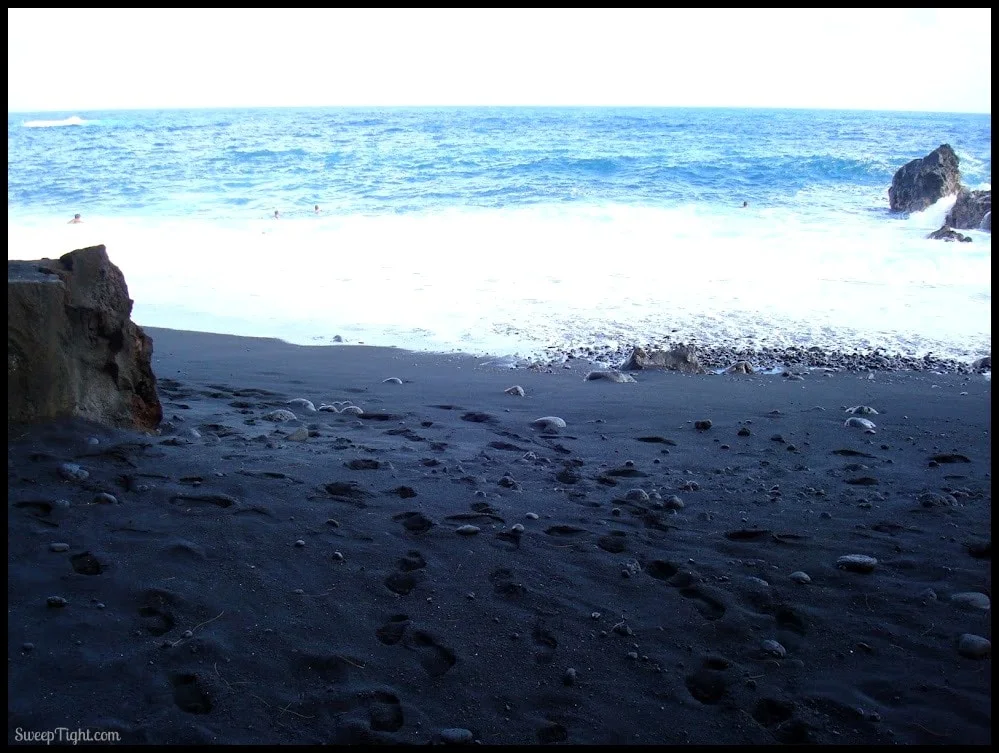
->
<box><xmin>7</xmin><ymin>327</ymin><xmax>992</xmax><ymax>745</ymax></box>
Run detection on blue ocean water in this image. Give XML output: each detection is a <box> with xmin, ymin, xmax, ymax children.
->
<box><xmin>6</xmin><ymin>107</ymin><xmax>993</xmax><ymax>363</ymax></box>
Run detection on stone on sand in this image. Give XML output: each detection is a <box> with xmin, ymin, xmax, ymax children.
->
<box><xmin>532</xmin><ymin>416</ymin><xmax>567</xmax><ymax>430</ymax></box>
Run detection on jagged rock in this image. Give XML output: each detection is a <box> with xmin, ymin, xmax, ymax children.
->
<box><xmin>8</xmin><ymin>245</ymin><xmax>162</xmax><ymax>431</ymax></box>
<box><xmin>725</xmin><ymin>361</ymin><xmax>755</xmax><ymax>374</ymax></box>
<box><xmin>972</xmin><ymin>355</ymin><xmax>991</xmax><ymax>371</ymax></box>
<box><xmin>620</xmin><ymin>344</ymin><xmax>706</xmax><ymax>374</ymax></box>
<box><xmin>888</xmin><ymin>144</ymin><xmax>962</xmax><ymax>213</ymax></box>
<box><xmin>945</xmin><ymin>189</ymin><xmax>991</xmax><ymax>231</ymax></box>
<box><xmin>927</xmin><ymin>226</ymin><xmax>972</xmax><ymax>242</ymax></box>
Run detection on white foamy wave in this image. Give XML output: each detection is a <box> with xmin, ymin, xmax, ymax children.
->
<box><xmin>22</xmin><ymin>115</ymin><xmax>91</xmax><ymax>128</ymax></box>
<box><xmin>6</xmin><ymin>203</ymin><xmax>991</xmax><ymax>363</ymax></box>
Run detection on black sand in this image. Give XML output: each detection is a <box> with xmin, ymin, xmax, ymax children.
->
<box><xmin>8</xmin><ymin>328</ymin><xmax>992</xmax><ymax>745</ymax></box>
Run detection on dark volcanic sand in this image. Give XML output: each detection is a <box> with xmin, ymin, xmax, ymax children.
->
<box><xmin>8</xmin><ymin>328</ymin><xmax>992</xmax><ymax>745</ymax></box>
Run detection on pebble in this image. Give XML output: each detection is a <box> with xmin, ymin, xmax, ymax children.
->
<box><xmin>761</xmin><ymin>639</ymin><xmax>787</xmax><ymax>658</ymax></box>
<box><xmin>340</xmin><ymin>405</ymin><xmax>364</xmax><ymax>415</ymax></box>
<box><xmin>591</xmin><ymin>611</ymin><xmax>601</xmax><ymax>619</ymax></box>
<box><xmin>844</xmin><ymin>417</ymin><xmax>877</xmax><ymax>430</ymax></box>
<box><xmin>286</xmin><ymin>398</ymin><xmax>317</xmax><ymax>412</ymax></box>
<box><xmin>332</xmin><ymin>551</ymin><xmax>345</xmax><ymax>562</ymax></box>
<box><xmin>694</xmin><ymin>419</ymin><xmax>713</xmax><ymax>431</ymax></box>
<box><xmin>563</xmin><ymin>668</ymin><xmax>577</xmax><ymax>686</ymax></box>
<box><xmin>22</xmin><ymin>642</ymin><xmax>34</xmax><ymax>652</ymax></box>
<box><xmin>46</xmin><ymin>596</ymin><xmax>67</xmax><ymax>608</ymax></box>
<box><xmin>836</xmin><ymin>554</ymin><xmax>878</xmax><ymax>573</ymax></box>
<box><xmin>511</xmin><ymin>523</ymin><xmax>525</xmax><ymax>533</ymax></box>
<box><xmin>49</xmin><ymin>542</ymin><xmax>71</xmax><ymax>552</ymax></box>
<box><xmin>93</xmin><ymin>493</ymin><xmax>118</xmax><ymax>504</ymax></box>
<box><xmin>789</xmin><ymin>571</ymin><xmax>811</xmax><ymax>584</ymax></box>
<box><xmin>950</xmin><ymin>592</ymin><xmax>990</xmax><ymax>610</ymax></box>
<box><xmin>737</xmin><ymin>427</ymin><xmax>752</xmax><ymax>436</ymax></box>
<box><xmin>532</xmin><ymin>416</ymin><xmax>567</xmax><ymax>430</ymax></box>
<box><xmin>525</xmin><ymin>512</ymin><xmax>539</xmax><ymax>520</ymax></box>
<box><xmin>627</xmin><ymin>651</ymin><xmax>639</xmax><ymax>660</ymax></box>
<box><xmin>625</xmin><ymin>488</ymin><xmax>650</xmax><ymax>502</ymax></box>
<box><xmin>263</xmin><ymin>409</ymin><xmax>297</xmax><ymax>422</ymax></box>
<box><xmin>439</xmin><ymin>728</ymin><xmax>474</xmax><ymax>744</ymax></box>
<box><xmin>58</xmin><ymin>463</ymin><xmax>89</xmax><ymax>482</ymax></box>
<box><xmin>956</xmin><ymin>634</ymin><xmax>991</xmax><ymax>659</ymax></box>
<box><xmin>663</xmin><ymin>495</ymin><xmax>684</xmax><ymax>510</ymax></box>
<box><xmin>382</xmin><ymin>377</ymin><xmax>403</xmax><ymax>384</ymax></box>
<box><xmin>846</xmin><ymin>405</ymin><xmax>879</xmax><ymax>415</ymax></box>
<box><xmin>504</xmin><ymin>385</ymin><xmax>525</xmax><ymax>396</ymax></box>
<box><xmin>455</xmin><ymin>525</ymin><xmax>481</xmax><ymax>535</ymax></box>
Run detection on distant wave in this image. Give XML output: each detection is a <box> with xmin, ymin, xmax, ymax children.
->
<box><xmin>23</xmin><ymin>115</ymin><xmax>91</xmax><ymax>128</ymax></box>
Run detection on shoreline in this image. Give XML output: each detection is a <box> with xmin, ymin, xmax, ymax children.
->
<box><xmin>8</xmin><ymin>326</ymin><xmax>992</xmax><ymax>744</ymax></box>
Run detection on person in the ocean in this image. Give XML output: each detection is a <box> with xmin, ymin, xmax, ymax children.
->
<box><xmin>273</xmin><ymin>210</ymin><xmax>280</xmax><ymax>219</ymax></box>
<box><xmin>742</xmin><ymin>201</ymin><xmax>749</xmax><ymax>208</ymax></box>
<box><xmin>68</xmin><ymin>213</ymin><xmax>83</xmax><ymax>224</ymax></box>
<box><xmin>314</xmin><ymin>205</ymin><xmax>321</xmax><ymax>214</ymax></box>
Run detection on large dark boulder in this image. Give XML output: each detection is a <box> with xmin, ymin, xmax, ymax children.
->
<box><xmin>620</xmin><ymin>344</ymin><xmax>706</xmax><ymax>374</ymax></box>
<box><xmin>945</xmin><ymin>189</ymin><xmax>991</xmax><ymax>231</ymax></box>
<box><xmin>888</xmin><ymin>144</ymin><xmax>962</xmax><ymax>213</ymax></box>
<box><xmin>8</xmin><ymin>245</ymin><xmax>162</xmax><ymax>431</ymax></box>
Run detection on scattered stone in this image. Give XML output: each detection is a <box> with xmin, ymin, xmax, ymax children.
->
<box><xmin>956</xmin><ymin>634</ymin><xmax>990</xmax><ymax>660</ymax></box>
<box><xmin>725</xmin><ymin>361</ymin><xmax>755</xmax><ymax>374</ymax></box>
<box><xmin>525</xmin><ymin>513</ymin><xmax>539</xmax><ymax>520</ymax></box>
<box><xmin>836</xmin><ymin>554</ymin><xmax>878</xmax><ymax>573</ymax></box>
<box><xmin>563</xmin><ymin>668</ymin><xmax>577</xmax><ymax>686</ymax></box>
<box><xmin>340</xmin><ymin>405</ymin><xmax>364</xmax><ymax>415</ymax></box>
<box><xmin>663</xmin><ymin>495</ymin><xmax>684</xmax><ymax>511</ymax></box>
<box><xmin>382</xmin><ymin>377</ymin><xmax>403</xmax><ymax>384</ymax></box>
<box><xmin>47</xmin><ymin>596</ymin><xmax>68</xmax><ymax>608</ymax></box>
<box><xmin>263</xmin><ymin>409</ymin><xmax>297</xmax><ymax>422</ymax></box>
<box><xmin>625</xmin><ymin>489</ymin><xmax>650</xmax><ymax>502</ymax></box>
<box><xmin>286</xmin><ymin>398</ymin><xmax>316</xmax><ymax>412</ymax></box>
<box><xmin>950</xmin><ymin>592</ymin><xmax>990</xmax><ymax>610</ymax></box>
<box><xmin>58</xmin><ymin>463</ymin><xmax>89</xmax><ymax>482</ymax></box>
<box><xmin>584</xmin><ymin>370</ymin><xmax>636</xmax><ymax>383</ymax></box>
<box><xmin>511</xmin><ymin>523</ymin><xmax>525</xmax><ymax>533</ymax></box>
<box><xmin>294</xmin><ymin>539</ymin><xmax>306</xmax><ymax>547</ymax></box>
<box><xmin>846</xmin><ymin>405</ymin><xmax>879</xmax><ymax>415</ymax></box>
<box><xmin>844</xmin><ymin>417</ymin><xmax>877</xmax><ymax>430</ymax></box>
<box><xmin>927</xmin><ymin>226</ymin><xmax>972</xmax><ymax>242</ymax></box>
<box><xmin>761</xmin><ymin>639</ymin><xmax>786</xmax><ymax>658</ymax></box>
<box><xmin>455</xmin><ymin>525</ymin><xmax>481</xmax><ymax>536</ymax></box>
<box><xmin>286</xmin><ymin>426</ymin><xmax>309</xmax><ymax>442</ymax></box>
<box><xmin>438</xmin><ymin>728</ymin><xmax>474</xmax><ymax>745</ymax></box>
<box><xmin>49</xmin><ymin>543</ymin><xmax>70</xmax><ymax>552</ymax></box>
<box><xmin>93</xmin><ymin>493</ymin><xmax>118</xmax><ymax>504</ymax></box>
<box><xmin>532</xmin><ymin>416</ymin><xmax>567</xmax><ymax>431</ymax></box>
<box><xmin>504</xmin><ymin>385</ymin><xmax>526</xmax><ymax>396</ymax></box>
<box><xmin>737</xmin><ymin>427</ymin><xmax>752</xmax><ymax>437</ymax></box>
<box><xmin>789</xmin><ymin>571</ymin><xmax>811</xmax><ymax>584</ymax></box>
<box><xmin>694</xmin><ymin>420</ymin><xmax>712</xmax><ymax>431</ymax></box>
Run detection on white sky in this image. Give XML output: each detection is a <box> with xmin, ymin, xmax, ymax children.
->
<box><xmin>7</xmin><ymin>8</ymin><xmax>992</xmax><ymax>113</ymax></box>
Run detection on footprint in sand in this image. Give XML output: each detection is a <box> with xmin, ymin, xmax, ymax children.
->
<box><xmin>404</xmin><ymin>630</ymin><xmax>457</xmax><ymax>677</ymax></box>
<box><xmin>532</xmin><ymin>624</ymin><xmax>558</xmax><ymax>664</ymax></box>
<box><xmin>684</xmin><ymin>656</ymin><xmax>733</xmax><ymax>705</ymax></box>
<box><xmin>170</xmin><ymin>673</ymin><xmax>213</xmax><ymax>714</ymax></box>
<box><xmin>138</xmin><ymin>590</ymin><xmax>178</xmax><ymax>636</ymax></box>
<box><xmin>393</xmin><ymin>511</ymin><xmax>434</xmax><ymax>534</ymax></box>
<box><xmin>376</xmin><ymin>614</ymin><xmax>411</xmax><ymax>645</ymax></box>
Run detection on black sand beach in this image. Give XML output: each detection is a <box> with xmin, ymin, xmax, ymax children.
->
<box><xmin>8</xmin><ymin>328</ymin><xmax>992</xmax><ymax>745</ymax></box>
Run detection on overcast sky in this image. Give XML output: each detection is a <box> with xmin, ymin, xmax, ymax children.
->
<box><xmin>7</xmin><ymin>8</ymin><xmax>992</xmax><ymax>113</ymax></box>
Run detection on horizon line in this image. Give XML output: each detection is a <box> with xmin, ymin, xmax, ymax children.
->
<box><xmin>6</xmin><ymin>103</ymin><xmax>993</xmax><ymax>117</ymax></box>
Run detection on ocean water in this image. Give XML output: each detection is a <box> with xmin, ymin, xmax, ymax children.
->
<box><xmin>6</xmin><ymin>107</ymin><xmax>992</xmax><ymax>365</ymax></box>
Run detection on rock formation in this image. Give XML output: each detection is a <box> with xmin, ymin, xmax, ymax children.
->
<box><xmin>926</xmin><ymin>227</ymin><xmax>972</xmax><ymax>242</ymax></box>
<box><xmin>8</xmin><ymin>245</ymin><xmax>162</xmax><ymax>431</ymax></box>
<box><xmin>944</xmin><ymin>189</ymin><xmax>991</xmax><ymax>231</ymax></box>
<box><xmin>620</xmin><ymin>344</ymin><xmax>706</xmax><ymax>374</ymax></box>
<box><xmin>888</xmin><ymin>144</ymin><xmax>962</xmax><ymax>213</ymax></box>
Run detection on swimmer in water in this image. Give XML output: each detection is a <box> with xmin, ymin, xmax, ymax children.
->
<box><xmin>273</xmin><ymin>210</ymin><xmax>280</xmax><ymax>219</ymax></box>
<box><xmin>314</xmin><ymin>205</ymin><xmax>321</xmax><ymax>214</ymax></box>
<box><xmin>68</xmin><ymin>213</ymin><xmax>83</xmax><ymax>224</ymax></box>
<box><xmin>742</xmin><ymin>201</ymin><xmax>748</xmax><ymax>208</ymax></box>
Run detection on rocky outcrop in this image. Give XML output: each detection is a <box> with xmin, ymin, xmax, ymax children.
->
<box><xmin>945</xmin><ymin>189</ymin><xmax>991</xmax><ymax>231</ymax></box>
<box><xmin>888</xmin><ymin>144</ymin><xmax>962</xmax><ymax>213</ymax></box>
<box><xmin>926</xmin><ymin>226</ymin><xmax>972</xmax><ymax>242</ymax></box>
<box><xmin>8</xmin><ymin>245</ymin><xmax>162</xmax><ymax>431</ymax></box>
<box><xmin>620</xmin><ymin>344</ymin><xmax>706</xmax><ymax>374</ymax></box>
